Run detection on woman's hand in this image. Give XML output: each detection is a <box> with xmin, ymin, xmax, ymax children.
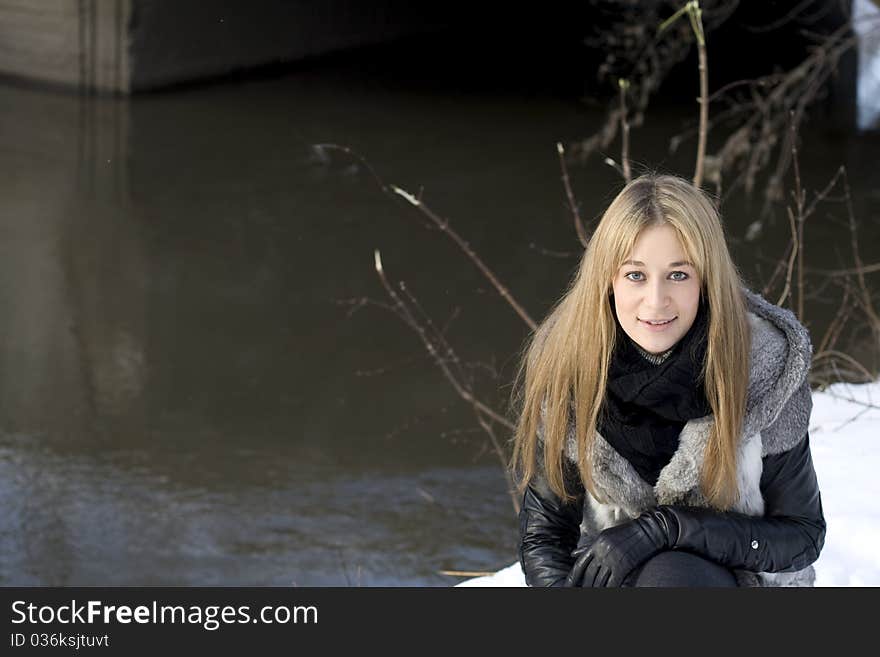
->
<box><xmin>564</xmin><ymin>510</ymin><xmax>676</xmax><ymax>587</ymax></box>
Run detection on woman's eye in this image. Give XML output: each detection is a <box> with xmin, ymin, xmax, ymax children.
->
<box><xmin>624</xmin><ymin>271</ymin><xmax>689</xmax><ymax>282</ymax></box>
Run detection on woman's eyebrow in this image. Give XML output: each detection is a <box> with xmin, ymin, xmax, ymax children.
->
<box><xmin>621</xmin><ymin>260</ymin><xmax>693</xmax><ymax>267</ymax></box>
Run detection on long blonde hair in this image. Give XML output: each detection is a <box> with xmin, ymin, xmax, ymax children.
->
<box><xmin>509</xmin><ymin>174</ymin><xmax>751</xmax><ymax>511</ymax></box>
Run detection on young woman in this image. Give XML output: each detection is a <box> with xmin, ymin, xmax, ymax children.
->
<box><xmin>511</xmin><ymin>174</ymin><xmax>826</xmax><ymax>587</ymax></box>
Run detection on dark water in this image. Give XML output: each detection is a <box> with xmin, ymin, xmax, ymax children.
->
<box><xmin>1</xmin><ymin>37</ymin><xmax>878</xmax><ymax>585</ymax></box>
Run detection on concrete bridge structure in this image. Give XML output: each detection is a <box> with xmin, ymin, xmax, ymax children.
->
<box><xmin>0</xmin><ymin>0</ymin><xmax>458</xmax><ymax>94</ymax></box>
<box><xmin>0</xmin><ymin>0</ymin><xmax>869</xmax><ymax>132</ymax></box>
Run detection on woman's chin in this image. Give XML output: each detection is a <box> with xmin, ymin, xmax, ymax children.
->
<box><xmin>635</xmin><ymin>334</ymin><xmax>677</xmax><ymax>353</ymax></box>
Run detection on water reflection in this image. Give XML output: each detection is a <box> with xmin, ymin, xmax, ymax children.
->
<box><xmin>0</xmin><ymin>40</ymin><xmax>878</xmax><ymax>585</ymax></box>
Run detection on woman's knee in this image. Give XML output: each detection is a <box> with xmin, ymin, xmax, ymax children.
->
<box><xmin>631</xmin><ymin>550</ymin><xmax>738</xmax><ymax>587</ymax></box>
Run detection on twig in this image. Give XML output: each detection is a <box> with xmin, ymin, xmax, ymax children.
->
<box><xmin>762</xmin><ymin>239</ymin><xmax>795</xmax><ymax>299</ymax></box>
<box><xmin>316</xmin><ymin>143</ymin><xmax>537</xmax><ymax>331</ymax></box>
<box><xmin>741</xmin><ymin>0</ymin><xmax>825</xmax><ymax>33</ymax></box>
<box><xmin>528</xmin><ymin>242</ymin><xmax>579</xmax><ymax>259</ymax></box>
<box><xmin>321</xmin><ymin>142</ymin><xmax>529</xmax><ymax>516</ymax></box>
<box><xmin>570</xmin><ymin>0</ymin><xmax>738</xmax><ymax>165</ymax></box>
<box><xmin>373</xmin><ymin>250</ymin><xmax>514</xmax><ymax>432</ymax></box>
<box><xmin>473</xmin><ymin>409</ymin><xmax>520</xmax><ymax>515</ymax></box>
<box><xmin>774</xmin><ymin>118</ymin><xmax>805</xmax><ymax>312</ymax></box>
<box><xmin>810</xmin><ymin>263</ymin><xmax>880</xmax><ymax>278</ymax></box>
<box><xmin>335</xmin><ymin>296</ymin><xmax>397</xmax><ymax>319</ymax></box>
<box><xmin>765</xmin><ymin>142</ymin><xmax>854</xmax><ymax>308</ymax></box>
<box><xmin>789</xmin><ymin>116</ymin><xmax>806</xmax><ymax>321</ymax></box>
<box><xmin>802</xmin><ymin>166</ymin><xmax>846</xmax><ymax>222</ymax></box>
<box><xmin>842</xmin><ymin>168</ymin><xmax>880</xmax><ymax>342</ymax></box>
<box><xmin>658</xmin><ymin>2</ymin><xmax>693</xmax><ymax>33</ymax></box>
<box><xmin>312</xmin><ymin>143</ymin><xmax>392</xmax><ymax>194</ymax></box>
<box><xmin>813</xmin><ymin>350</ymin><xmax>876</xmax><ymax>384</ymax></box>
<box><xmin>816</xmin><ymin>278</ymin><xmax>855</xmax><ymax>356</ymax></box>
<box><xmin>438</xmin><ymin>570</ymin><xmax>495</xmax><ymax>577</ymax></box>
<box><xmin>373</xmin><ymin>250</ymin><xmax>519</xmax><ymax>513</ymax></box>
<box><xmin>776</xmin><ymin>204</ymin><xmax>799</xmax><ymax>310</ymax></box>
<box><xmin>618</xmin><ymin>78</ymin><xmax>632</xmax><ymax>183</ymax></box>
<box><xmin>659</xmin><ymin>1</ymin><xmax>709</xmax><ymax>187</ymax></box>
<box><xmin>691</xmin><ymin>21</ymin><xmax>862</xmax><ymax>207</ymax></box>
<box><xmin>831</xmin><ymin>404</ymin><xmax>876</xmax><ymax>433</ymax></box>
<box><xmin>390</xmin><ymin>186</ymin><xmax>537</xmax><ymax>331</ymax></box>
<box><xmin>398</xmin><ymin>280</ymin><xmax>468</xmax><ymax>387</ymax></box>
<box><xmin>691</xmin><ymin>3</ymin><xmax>708</xmax><ymax>187</ymax></box>
<box><xmin>820</xmin><ymin>388</ymin><xmax>880</xmax><ymax>411</ymax></box>
<box><xmin>556</xmin><ymin>142</ymin><xmax>589</xmax><ymax>248</ymax></box>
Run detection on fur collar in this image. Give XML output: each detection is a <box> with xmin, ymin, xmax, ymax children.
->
<box><xmin>564</xmin><ymin>286</ymin><xmax>814</xmax><ymax>515</ymax></box>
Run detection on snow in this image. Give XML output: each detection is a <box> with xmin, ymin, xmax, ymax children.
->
<box><xmin>457</xmin><ymin>380</ymin><xmax>880</xmax><ymax>587</ymax></box>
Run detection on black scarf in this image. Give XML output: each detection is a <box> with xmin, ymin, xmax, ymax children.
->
<box><xmin>598</xmin><ymin>294</ymin><xmax>712</xmax><ymax>486</ymax></box>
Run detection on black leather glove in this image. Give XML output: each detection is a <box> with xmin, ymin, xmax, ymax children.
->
<box><xmin>655</xmin><ymin>434</ymin><xmax>826</xmax><ymax>574</ymax></box>
<box><xmin>564</xmin><ymin>509</ymin><xmax>678</xmax><ymax>587</ymax></box>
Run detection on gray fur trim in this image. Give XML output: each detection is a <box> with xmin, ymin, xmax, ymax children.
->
<box><xmin>759</xmin><ymin>567</ymin><xmax>816</xmax><ymax>587</ymax></box>
<box><xmin>741</xmin><ymin>287</ymin><xmax>813</xmax><ymax>447</ymax></box>
<box><xmin>565</xmin><ymin>426</ymin><xmax>656</xmax><ymax>518</ymax></box>
<box><xmin>761</xmin><ymin>380</ymin><xmax>812</xmax><ymax>455</ymax></box>
<box><xmin>734</xmin><ymin>567</ymin><xmax>817</xmax><ymax>588</ymax></box>
<box><xmin>654</xmin><ymin>415</ymin><xmax>714</xmax><ymax>507</ymax></box>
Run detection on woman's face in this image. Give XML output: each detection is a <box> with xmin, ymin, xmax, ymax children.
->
<box><xmin>611</xmin><ymin>223</ymin><xmax>702</xmax><ymax>354</ymax></box>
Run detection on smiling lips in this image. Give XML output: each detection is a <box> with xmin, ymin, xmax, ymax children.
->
<box><xmin>639</xmin><ymin>316</ymin><xmax>677</xmax><ymax>330</ymax></box>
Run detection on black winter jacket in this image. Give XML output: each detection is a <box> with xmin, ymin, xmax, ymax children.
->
<box><xmin>519</xmin><ymin>432</ymin><xmax>826</xmax><ymax>586</ymax></box>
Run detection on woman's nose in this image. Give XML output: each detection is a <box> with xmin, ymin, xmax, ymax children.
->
<box><xmin>646</xmin><ymin>281</ymin><xmax>670</xmax><ymax>307</ymax></box>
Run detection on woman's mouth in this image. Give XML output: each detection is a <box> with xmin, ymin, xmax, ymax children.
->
<box><xmin>639</xmin><ymin>316</ymin><xmax>677</xmax><ymax>331</ymax></box>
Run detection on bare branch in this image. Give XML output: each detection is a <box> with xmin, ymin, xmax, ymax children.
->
<box><xmin>656</xmin><ymin>1</ymin><xmax>709</xmax><ymax>186</ymax></box>
<box><xmin>813</xmin><ymin>350</ymin><xmax>876</xmax><ymax>384</ymax></box>
<box><xmin>438</xmin><ymin>569</ymin><xmax>495</xmax><ymax>577</ymax></box>
<box><xmin>789</xmin><ymin>116</ymin><xmax>806</xmax><ymax>322</ymax></box>
<box><xmin>820</xmin><ymin>387</ymin><xmax>880</xmax><ymax>411</ymax></box>
<box><xmin>528</xmin><ymin>242</ymin><xmax>580</xmax><ymax>259</ymax></box>
<box><xmin>372</xmin><ymin>250</ymin><xmax>514</xmax><ymax>431</ymax></box>
<box><xmin>775</xmin><ymin>204</ymin><xmax>799</xmax><ymax>309</ymax></box>
<box><xmin>473</xmin><ymin>409</ymin><xmax>520</xmax><ymax>516</ymax></box>
<box><xmin>842</xmin><ymin>168</ymin><xmax>880</xmax><ymax>343</ymax></box>
<box><xmin>390</xmin><ymin>185</ymin><xmax>537</xmax><ymax>330</ymax></box>
<box><xmin>816</xmin><ymin>263</ymin><xmax>880</xmax><ymax>277</ymax></box>
<box><xmin>315</xmin><ymin>144</ymin><xmax>537</xmax><ymax>331</ymax></box>
<box><xmin>816</xmin><ymin>278</ymin><xmax>855</xmax><ymax>356</ymax></box>
<box><xmin>618</xmin><ymin>78</ymin><xmax>632</xmax><ymax>183</ymax></box>
<box><xmin>556</xmin><ymin>142</ymin><xmax>589</xmax><ymax>248</ymax></box>
<box><xmin>691</xmin><ymin>3</ymin><xmax>709</xmax><ymax>187</ymax></box>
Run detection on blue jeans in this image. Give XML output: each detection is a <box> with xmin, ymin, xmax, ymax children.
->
<box><xmin>623</xmin><ymin>550</ymin><xmax>738</xmax><ymax>587</ymax></box>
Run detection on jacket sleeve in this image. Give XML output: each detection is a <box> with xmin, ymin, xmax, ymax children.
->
<box><xmin>658</xmin><ymin>432</ymin><xmax>826</xmax><ymax>573</ymax></box>
<box><xmin>518</xmin><ymin>452</ymin><xmax>585</xmax><ymax>587</ymax></box>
